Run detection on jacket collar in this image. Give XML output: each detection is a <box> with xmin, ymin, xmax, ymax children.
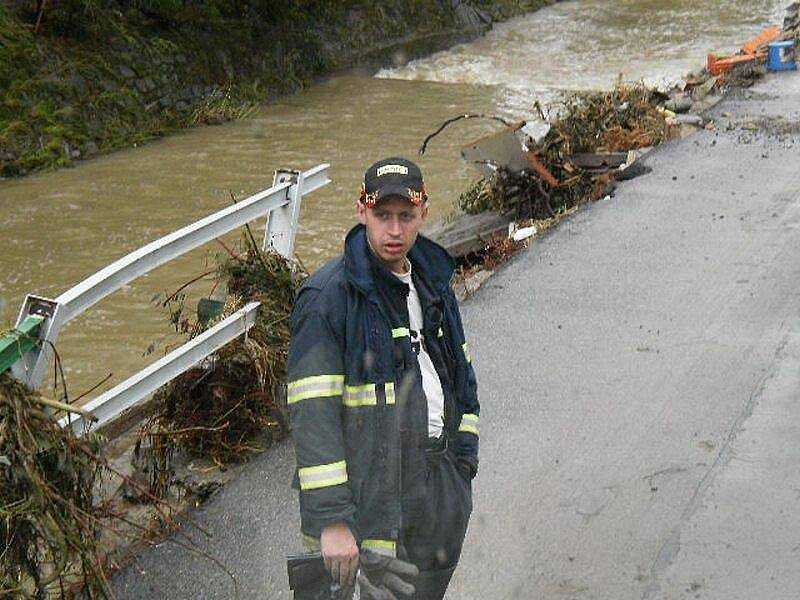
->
<box><xmin>343</xmin><ymin>224</ymin><xmax>455</xmax><ymax>295</ymax></box>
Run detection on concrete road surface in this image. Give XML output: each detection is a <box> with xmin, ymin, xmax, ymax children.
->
<box><xmin>112</xmin><ymin>70</ymin><xmax>800</xmax><ymax>599</ymax></box>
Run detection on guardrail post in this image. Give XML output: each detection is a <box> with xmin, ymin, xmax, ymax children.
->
<box><xmin>10</xmin><ymin>295</ymin><xmax>63</xmax><ymax>389</ymax></box>
<box><xmin>263</xmin><ymin>169</ymin><xmax>304</xmax><ymax>258</ymax></box>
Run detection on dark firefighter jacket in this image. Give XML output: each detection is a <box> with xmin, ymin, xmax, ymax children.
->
<box><xmin>287</xmin><ymin>224</ymin><xmax>479</xmax><ymax>557</ymax></box>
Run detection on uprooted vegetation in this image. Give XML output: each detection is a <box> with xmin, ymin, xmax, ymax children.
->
<box><xmin>0</xmin><ymin>222</ymin><xmax>305</xmax><ymax>595</ymax></box>
<box><xmin>0</xmin><ymin>369</ymin><xmax>197</xmax><ymax>598</ymax></box>
<box><xmin>0</xmin><ymin>374</ymin><xmax>110</xmax><ymax>597</ymax></box>
<box><xmin>458</xmin><ymin>83</ymin><xmax>668</xmax><ymax>219</ymax></box>
<box><xmin>137</xmin><ymin>229</ymin><xmax>305</xmax><ymax>496</ymax></box>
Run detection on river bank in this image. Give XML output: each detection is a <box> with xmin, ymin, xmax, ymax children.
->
<box><xmin>0</xmin><ymin>0</ymin><xmax>551</xmax><ymax>178</ymax></box>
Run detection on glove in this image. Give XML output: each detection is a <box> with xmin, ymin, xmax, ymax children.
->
<box><xmin>457</xmin><ymin>457</ymin><xmax>477</xmax><ymax>481</ymax></box>
<box><xmin>357</xmin><ymin>550</ymin><xmax>419</xmax><ymax>600</ymax></box>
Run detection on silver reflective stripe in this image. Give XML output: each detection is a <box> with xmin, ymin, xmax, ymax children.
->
<box><xmin>384</xmin><ymin>382</ymin><xmax>396</xmax><ymax>405</ymax></box>
<box><xmin>362</xmin><ymin>539</ymin><xmax>397</xmax><ymax>557</ymax></box>
<box><xmin>343</xmin><ymin>383</ymin><xmax>377</xmax><ymax>407</ymax></box>
<box><xmin>298</xmin><ymin>460</ymin><xmax>348</xmax><ymax>490</ymax></box>
<box><xmin>462</xmin><ymin>342</ymin><xmax>472</xmax><ymax>363</ymax></box>
<box><xmin>458</xmin><ymin>413</ymin><xmax>479</xmax><ymax>436</ymax></box>
<box><xmin>288</xmin><ymin>374</ymin><xmax>344</xmax><ymax>404</ymax></box>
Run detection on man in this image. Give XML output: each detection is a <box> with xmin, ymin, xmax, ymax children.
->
<box><xmin>287</xmin><ymin>157</ymin><xmax>480</xmax><ymax>599</ymax></box>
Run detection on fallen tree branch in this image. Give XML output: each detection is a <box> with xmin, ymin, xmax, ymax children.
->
<box><xmin>418</xmin><ymin>113</ymin><xmax>514</xmax><ymax>156</ymax></box>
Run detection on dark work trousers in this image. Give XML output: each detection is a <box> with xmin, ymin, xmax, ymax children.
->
<box><xmin>400</xmin><ymin>442</ymin><xmax>473</xmax><ymax>600</ymax></box>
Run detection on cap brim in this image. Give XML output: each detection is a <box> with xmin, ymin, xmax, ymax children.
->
<box><xmin>375</xmin><ymin>184</ymin><xmax>413</xmax><ymax>202</ymax></box>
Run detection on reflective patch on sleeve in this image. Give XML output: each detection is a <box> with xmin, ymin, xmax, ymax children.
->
<box><xmin>288</xmin><ymin>374</ymin><xmax>344</xmax><ymax>404</ymax></box>
<box><xmin>343</xmin><ymin>383</ymin><xmax>377</xmax><ymax>407</ymax></box>
<box><xmin>361</xmin><ymin>539</ymin><xmax>397</xmax><ymax>557</ymax></box>
<box><xmin>384</xmin><ymin>382</ymin><xmax>396</xmax><ymax>405</ymax></box>
<box><xmin>437</xmin><ymin>327</ymin><xmax>444</xmax><ymax>338</ymax></box>
<box><xmin>462</xmin><ymin>342</ymin><xmax>472</xmax><ymax>363</ymax></box>
<box><xmin>458</xmin><ymin>413</ymin><xmax>479</xmax><ymax>436</ymax></box>
<box><xmin>298</xmin><ymin>460</ymin><xmax>348</xmax><ymax>490</ymax></box>
<box><xmin>302</xmin><ymin>533</ymin><xmax>321</xmax><ymax>551</ymax></box>
<box><xmin>392</xmin><ymin>327</ymin><xmax>410</xmax><ymax>339</ymax></box>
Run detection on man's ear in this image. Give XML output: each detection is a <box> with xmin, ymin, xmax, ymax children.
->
<box><xmin>420</xmin><ymin>202</ymin><xmax>430</xmax><ymax>221</ymax></box>
<box><xmin>356</xmin><ymin>200</ymin><xmax>367</xmax><ymax>225</ymax></box>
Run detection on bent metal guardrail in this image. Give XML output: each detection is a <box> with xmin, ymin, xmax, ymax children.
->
<box><xmin>2</xmin><ymin>164</ymin><xmax>330</xmax><ymax>435</ymax></box>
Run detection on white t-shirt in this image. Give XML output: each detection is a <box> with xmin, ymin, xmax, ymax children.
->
<box><xmin>394</xmin><ymin>263</ymin><xmax>445</xmax><ymax>438</ymax></box>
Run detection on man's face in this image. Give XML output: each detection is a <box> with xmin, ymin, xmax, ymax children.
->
<box><xmin>356</xmin><ymin>195</ymin><xmax>429</xmax><ymax>273</ymax></box>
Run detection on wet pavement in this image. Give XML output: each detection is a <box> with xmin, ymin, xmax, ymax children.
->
<box><xmin>112</xmin><ymin>69</ymin><xmax>800</xmax><ymax>599</ymax></box>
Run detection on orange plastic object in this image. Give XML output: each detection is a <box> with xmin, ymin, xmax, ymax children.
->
<box><xmin>707</xmin><ymin>52</ymin><xmax>766</xmax><ymax>75</ymax></box>
<box><xmin>742</xmin><ymin>27</ymin><xmax>782</xmax><ymax>55</ymax></box>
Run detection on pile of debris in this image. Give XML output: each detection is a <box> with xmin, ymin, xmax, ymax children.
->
<box><xmin>426</xmin><ymin>21</ymin><xmax>796</xmax><ymax>297</ymax></box>
<box><xmin>138</xmin><ymin>229</ymin><xmax>305</xmax><ymax>495</ymax></box>
<box><xmin>455</xmin><ymin>82</ymin><xmax>667</xmax><ymax>220</ymax></box>
<box><xmin>442</xmin><ymin>22</ymin><xmax>794</xmax><ymax>225</ymax></box>
<box><xmin>0</xmin><ymin>374</ymin><xmax>110</xmax><ymax>597</ymax></box>
<box><xmin>785</xmin><ymin>2</ymin><xmax>799</xmax><ymax>39</ymax></box>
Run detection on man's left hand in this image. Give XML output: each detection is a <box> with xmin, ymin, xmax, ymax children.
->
<box><xmin>357</xmin><ymin>550</ymin><xmax>419</xmax><ymax>599</ymax></box>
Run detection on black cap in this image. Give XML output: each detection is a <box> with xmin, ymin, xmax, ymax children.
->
<box><xmin>361</xmin><ymin>157</ymin><xmax>427</xmax><ymax>208</ymax></box>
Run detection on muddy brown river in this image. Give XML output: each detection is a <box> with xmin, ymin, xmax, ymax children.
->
<box><xmin>0</xmin><ymin>0</ymin><xmax>786</xmax><ymax>399</ymax></box>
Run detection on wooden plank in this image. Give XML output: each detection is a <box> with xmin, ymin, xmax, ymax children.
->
<box><xmin>525</xmin><ymin>151</ymin><xmax>560</xmax><ymax>187</ymax></box>
<box><xmin>0</xmin><ymin>315</ymin><xmax>43</xmax><ymax>375</ymax></box>
<box><xmin>425</xmin><ymin>211</ymin><xmax>511</xmax><ymax>258</ymax></box>
<box><xmin>568</xmin><ymin>152</ymin><xmax>628</xmax><ymax>170</ymax></box>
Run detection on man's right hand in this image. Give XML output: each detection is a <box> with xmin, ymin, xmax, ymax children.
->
<box><xmin>320</xmin><ymin>521</ymin><xmax>359</xmax><ymax>586</ymax></box>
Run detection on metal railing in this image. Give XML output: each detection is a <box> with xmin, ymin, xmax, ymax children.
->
<box><xmin>5</xmin><ymin>164</ymin><xmax>330</xmax><ymax>435</ymax></box>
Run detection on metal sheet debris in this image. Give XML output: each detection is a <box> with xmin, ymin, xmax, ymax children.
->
<box><xmin>460</xmin><ymin>121</ymin><xmax>529</xmax><ymax>178</ymax></box>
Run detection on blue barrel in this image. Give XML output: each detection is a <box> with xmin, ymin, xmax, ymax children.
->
<box><xmin>768</xmin><ymin>40</ymin><xmax>797</xmax><ymax>71</ymax></box>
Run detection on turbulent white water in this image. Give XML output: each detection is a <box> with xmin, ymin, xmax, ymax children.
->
<box><xmin>379</xmin><ymin>0</ymin><xmax>787</xmax><ymax>126</ymax></box>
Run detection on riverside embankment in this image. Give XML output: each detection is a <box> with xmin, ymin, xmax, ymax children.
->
<box><xmin>0</xmin><ymin>0</ymin><xmax>542</xmax><ymax>178</ymax></box>
<box><xmin>111</xmin><ymin>66</ymin><xmax>800</xmax><ymax>600</ymax></box>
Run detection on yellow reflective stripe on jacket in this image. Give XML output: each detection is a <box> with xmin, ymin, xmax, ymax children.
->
<box><xmin>343</xmin><ymin>383</ymin><xmax>377</xmax><ymax>407</ymax></box>
<box><xmin>437</xmin><ymin>327</ymin><xmax>444</xmax><ymax>338</ymax></box>
<box><xmin>392</xmin><ymin>327</ymin><xmax>410</xmax><ymax>338</ymax></box>
<box><xmin>362</xmin><ymin>539</ymin><xmax>397</xmax><ymax>557</ymax></box>
<box><xmin>462</xmin><ymin>342</ymin><xmax>472</xmax><ymax>363</ymax></box>
<box><xmin>458</xmin><ymin>413</ymin><xmax>479</xmax><ymax>436</ymax></box>
<box><xmin>302</xmin><ymin>533</ymin><xmax>321</xmax><ymax>551</ymax></box>
<box><xmin>343</xmin><ymin>383</ymin><xmax>396</xmax><ymax>407</ymax></box>
<box><xmin>298</xmin><ymin>460</ymin><xmax>348</xmax><ymax>490</ymax></box>
<box><xmin>385</xmin><ymin>382</ymin><xmax>396</xmax><ymax>405</ymax></box>
<box><xmin>288</xmin><ymin>374</ymin><xmax>344</xmax><ymax>404</ymax></box>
